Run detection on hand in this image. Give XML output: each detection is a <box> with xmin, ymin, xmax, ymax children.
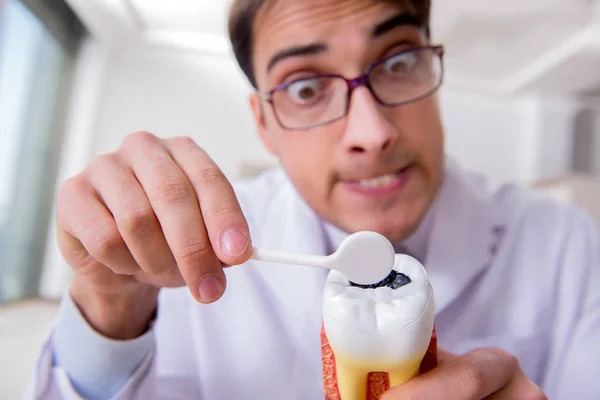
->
<box><xmin>381</xmin><ymin>348</ymin><xmax>547</xmax><ymax>400</ymax></box>
<box><xmin>56</xmin><ymin>131</ymin><xmax>252</xmax><ymax>339</ymax></box>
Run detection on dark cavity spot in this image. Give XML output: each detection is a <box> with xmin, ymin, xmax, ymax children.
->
<box><xmin>350</xmin><ymin>270</ymin><xmax>411</xmax><ymax>290</ymax></box>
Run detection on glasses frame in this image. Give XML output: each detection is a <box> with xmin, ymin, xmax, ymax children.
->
<box><xmin>260</xmin><ymin>45</ymin><xmax>445</xmax><ymax>131</ymax></box>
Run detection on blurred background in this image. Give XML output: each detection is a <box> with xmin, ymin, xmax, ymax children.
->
<box><xmin>0</xmin><ymin>0</ymin><xmax>599</xmax><ymax>397</ymax></box>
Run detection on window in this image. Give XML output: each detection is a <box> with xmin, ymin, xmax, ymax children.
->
<box><xmin>0</xmin><ymin>0</ymin><xmax>82</xmax><ymax>303</ymax></box>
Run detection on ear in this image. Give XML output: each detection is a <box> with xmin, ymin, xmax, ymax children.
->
<box><xmin>250</xmin><ymin>93</ymin><xmax>276</xmax><ymax>155</ymax></box>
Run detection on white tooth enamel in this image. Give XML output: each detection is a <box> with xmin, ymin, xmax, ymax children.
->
<box><xmin>322</xmin><ymin>255</ymin><xmax>435</xmax><ymax>398</ymax></box>
<box><xmin>324</xmin><ymin>281</ymin><xmax>430</xmax><ymax>337</ymax></box>
<box><xmin>358</xmin><ymin>173</ymin><xmax>397</xmax><ymax>188</ymax></box>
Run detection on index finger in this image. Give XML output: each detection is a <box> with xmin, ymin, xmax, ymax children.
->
<box><xmin>165</xmin><ymin>137</ymin><xmax>252</xmax><ymax>266</ymax></box>
<box><xmin>120</xmin><ymin>132</ymin><xmax>225</xmax><ymax>303</ymax></box>
<box><xmin>382</xmin><ymin>348</ymin><xmax>518</xmax><ymax>400</ymax></box>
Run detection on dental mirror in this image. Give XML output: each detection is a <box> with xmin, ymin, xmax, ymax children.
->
<box><xmin>251</xmin><ymin>231</ymin><xmax>395</xmax><ymax>285</ymax></box>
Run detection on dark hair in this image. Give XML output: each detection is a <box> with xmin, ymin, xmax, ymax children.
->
<box><xmin>228</xmin><ymin>0</ymin><xmax>431</xmax><ymax>88</ymax></box>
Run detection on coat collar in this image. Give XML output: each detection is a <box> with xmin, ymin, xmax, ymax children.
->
<box><xmin>321</xmin><ymin>198</ymin><xmax>435</xmax><ymax>262</ymax></box>
<box><xmin>249</xmin><ymin>174</ymin><xmax>330</xmax><ymax>323</ymax></box>
<box><xmin>424</xmin><ymin>159</ymin><xmax>510</xmax><ymax>314</ymax></box>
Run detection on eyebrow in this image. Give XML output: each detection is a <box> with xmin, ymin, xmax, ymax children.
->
<box><xmin>267</xmin><ymin>43</ymin><xmax>327</xmax><ymax>73</ymax></box>
<box><xmin>265</xmin><ymin>12</ymin><xmax>422</xmax><ymax>74</ymax></box>
<box><xmin>372</xmin><ymin>12</ymin><xmax>422</xmax><ymax>37</ymax></box>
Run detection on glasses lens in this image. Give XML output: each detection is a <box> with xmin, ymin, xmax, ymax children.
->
<box><xmin>369</xmin><ymin>47</ymin><xmax>442</xmax><ymax>105</ymax></box>
<box><xmin>270</xmin><ymin>76</ymin><xmax>348</xmax><ymax>129</ymax></box>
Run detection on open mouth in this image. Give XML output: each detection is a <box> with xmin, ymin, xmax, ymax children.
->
<box><xmin>357</xmin><ymin>172</ymin><xmax>401</xmax><ymax>188</ymax></box>
<box><xmin>341</xmin><ymin>165</ymin><xmax>413</xmax><ymax>193</ymax></box>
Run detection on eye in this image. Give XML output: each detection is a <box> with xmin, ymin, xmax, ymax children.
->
<box><xmin>286</xmin><ymin>78</ymin><xmax>323</xmax><ymax>104</ymax></box>
<box><xmin>383</xmin><ymin>51</ymin><xmax>418</xmax><ymax>74</ymax></box>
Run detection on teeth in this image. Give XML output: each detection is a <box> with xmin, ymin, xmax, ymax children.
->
<box><xmin>358</xmin><ymin>173</ymin><xmax>397</xmax><ymax>188</ymax></box>
<box><xmin>322</xmin><ymin>255</ymin><xmax>435</xmax><ymax>400</ymax></box>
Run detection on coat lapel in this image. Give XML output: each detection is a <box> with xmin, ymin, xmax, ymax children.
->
<box><xmin>248</xmin><ymin>170</ymin><xmax>330</xmax><ymax>345</ymax></box>
<box><xmin>425</xmin><ymin>160</ymin><xmax>509</xmax><ymax>315</ymax></box>
<box><xmin>251</xmin><ymin>169</ymin><xmax>330</xmax><ymax>275</ymax></box>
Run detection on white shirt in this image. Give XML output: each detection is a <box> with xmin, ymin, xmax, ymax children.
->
<box><xmin>29</xmin><ymin>159</ymin><xmax>600</xmax><ymax>400</ymax></box>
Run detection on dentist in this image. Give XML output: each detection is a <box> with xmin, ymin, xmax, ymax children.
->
<box><xmin>31</xmin><ymin>0</ymin><xmax>599</xmax><ymax>399</ymax></box>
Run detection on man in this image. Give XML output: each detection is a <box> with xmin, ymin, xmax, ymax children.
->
<box><xmin>30</xmin><ymin>0</ymin><xmax>599</xmax><ymax>399</ymax></box>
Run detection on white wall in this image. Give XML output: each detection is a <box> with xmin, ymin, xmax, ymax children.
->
<box><xmin>440</xmin><ymin>90</ymin><xmax>579</xmax><ymax>186</ymax></box>
<box><xmin>440</xmin><ymin>90</ymin><xmax>527</xmax><ymax>184</ymax></box>
<box><xmin>91</xmin><ymin>44</ymin><xmax>276</xmax><ymax>180</ymax></box>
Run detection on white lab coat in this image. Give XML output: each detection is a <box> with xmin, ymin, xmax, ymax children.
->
<box><xmin>31</xmin><ymin>160</ymin><xmax>600</xmax><ymax>400</ymax></box>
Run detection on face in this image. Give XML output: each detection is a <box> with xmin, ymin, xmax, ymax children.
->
<box><xmin>250</xmin><ymin>0</ymin><xmax>445</xmax><ymax>242</ymax></box>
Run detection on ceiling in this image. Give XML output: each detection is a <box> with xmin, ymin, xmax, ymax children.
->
<box><xmin>65</xmin><ymin>0</ymin><xmax>600</xmax><ymax>97</ymax></box>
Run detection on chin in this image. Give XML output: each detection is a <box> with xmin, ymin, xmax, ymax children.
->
<box><xmin>302</xmin><ymin>169</ymin><xmax>437</xmax><ymax>241</ymax></box>
<box><xmin>329</xmin><ymin>176</ymin><xmax>437</xmax><ymax>240</ymax></box>
<box><xmin>334</xmin><ymin>204</ymin><xmax>425</xmax><ymax>243</ymax></box>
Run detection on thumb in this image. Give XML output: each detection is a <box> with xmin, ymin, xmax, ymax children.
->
<box><xmin>437</xmin><ymin>348</ymin><xmax>458</xmax><ymax>364</ymax></box>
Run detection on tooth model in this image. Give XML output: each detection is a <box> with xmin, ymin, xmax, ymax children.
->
<box><xmin>322</xmin><ymin>255</ymin><xmax>436</xmax><ymax>400</ymax></box>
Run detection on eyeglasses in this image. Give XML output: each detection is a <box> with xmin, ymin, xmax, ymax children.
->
<box><xmin>261</xmin><ymin>45</ymin><xmax>445</xmax><ymax>130</ymax></box>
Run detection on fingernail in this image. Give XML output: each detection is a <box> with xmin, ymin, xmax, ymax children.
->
<box><xmin>221</xmin><ymin>228</ymin><xmax>249</xmax><ymax>257</ymax></box>
<box><xmin>198</xmin><ymin>275</ymin><xmax>224</xmax><ymax>303</ymax></box>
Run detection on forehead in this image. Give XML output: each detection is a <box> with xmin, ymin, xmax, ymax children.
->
<box><xmin>253</xmin><ymin>0</ymin><xmax>414</xmax><ymax>51</ymax></box>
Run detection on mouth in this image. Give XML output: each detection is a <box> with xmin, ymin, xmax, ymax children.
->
<box><xmin>340</xmin><ymin>165</ymin><xmax>414</xmax><ymax>194</ymax></box>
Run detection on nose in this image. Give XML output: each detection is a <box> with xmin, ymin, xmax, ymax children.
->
<box><xmin>341</xmin><ymin>87</ymin><xmax>399</xmax><ymax>155</ymax></box>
